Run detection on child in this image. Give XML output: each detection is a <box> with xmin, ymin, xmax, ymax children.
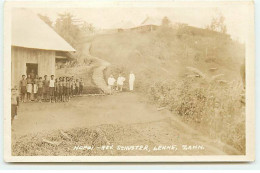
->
<box><xmin>62</xmin><ymin>77</ymin><xmax>66</xmax><ymax>102</ymax></box>
<box><xmin>49</xmin><ymin>75</ymin><xmax>55</xmax><ymax>103</ymax></box>
<box><xmin>70</xmin><ymin>78</ymin><xmax>74</xmax><ymax>97</ymax></box>
<box><xmin>42</xmin><ymin>75</ymin><xmax>49</xmax><ymax>102</ymax></box>
<box><xmin>68</xmin><ymin>77</ymin><xmax>72</xmax><ymax>101</ymax></box>
<box><xmin>58</xmin><ymin>77</ymin><xmax>63</xmax><ymax>102</ymax></box>
<box><xmin>75</xmin><ymin>79</ymin><xmax>80</xmax><ymax>95</ymax></box>
<box><xmin>20</xmin><ymin>75</ymin><xmax>27</xmax><ymax>102</ymax></box>
<box><xmin>54</xmin><ymin>78</ymin><xmax>59</xmax><ymax>102</ymax></box>
<box><xmin>108</xmin><ymin>75</ymin><xmax>116</xmax><ymax>95</ymax></box>
<box><xmin>33</xmin><ymin>75</ymin><xmax>39</xmax><ymax>101</ymax></box>
<box><xmin>63</xmin><ymin>77</ymin><xmax>68</xmax><ymax>102</ymax></box>
<box><xmin>79</xmin><ymin>78</ymin><xmax>84</xmax><ymax>95</ymax></box>
<box><xmin>37</xmin><ymin>77</ymin><xmax>43</xmax><ymax>102</ymax></box>
<box><xmin>72</xmin><ymin>80</ymin><xmax>76</xmax><ymax>96</ymax></box>
<box><xmin>116</xmin><ymin>74</ymin><xmax>126</xmax><ymax>92</ymax></box>
<box><xmin>68</xmin><ymin>78</ymin><xmax>72</xmax><ymax>99</ymax></box>
<box><xmin>11</xmin><ymin>86</ymin><xmax>19</xmax><ymax>123</ymax></box>
<box><xmin>26</xmin><ymin>74</ymin><xmax>33</xmax><ymax>101</ymax></box>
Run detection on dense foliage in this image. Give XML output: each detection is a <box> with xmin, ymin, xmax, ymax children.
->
<box><xmin>144</xmin><ymin>77</ymin><xmax>245</xmax><ymax>154</ymax></box>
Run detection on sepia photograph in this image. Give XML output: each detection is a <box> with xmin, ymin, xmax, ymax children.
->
<box><xmin>4</xmin><ymin>1</ymin><xmax>255</xmax><ymax>162</ymax></box>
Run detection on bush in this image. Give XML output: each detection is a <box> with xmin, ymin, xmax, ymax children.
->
<box><xmin>145</xmin><ymin>78</ymin><xmax>245</xmax><ymax>154</ymax></box>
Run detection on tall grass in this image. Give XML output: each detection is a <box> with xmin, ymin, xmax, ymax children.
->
<box><xmin>144</xmin><ymin>77</ymin><xmax>245</xmax><ymax>154</ymax></box>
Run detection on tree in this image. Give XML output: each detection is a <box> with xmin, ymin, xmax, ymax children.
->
<box><xmin>161</xmin><ymin>16</ymin><xmax>170</xmax><ymax>27</ymax></box>
<box><xmin>206</xmin><ymin>14</ymin><xmax>227</xmax><ymax>34</ymax></box>
<box><xmin>81</xmin><ymin>21</ymin><xmax>95</xmax><ymax>34</ymax></box>
<box><xmin>38</xmin><ymin>14</ymin><xmax>53</xmax><ymax>28</ymax></box>
<box><xmin>54</xmin><ymin>12</ymin><xmax>81</xmax><ymax>48</ymax></box>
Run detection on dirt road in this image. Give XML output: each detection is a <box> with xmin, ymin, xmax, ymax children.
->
<box><xmin>12</xmin><ymin>92</ymin><xmax>240</xmax><ymax>156</ymax></box>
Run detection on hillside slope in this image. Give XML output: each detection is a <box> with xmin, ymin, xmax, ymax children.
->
<box><xmin>88</xmin><ymin>27</ymin><xmax>246</xmax><ymax>153</ymax></box>
<box><xmin>90</xmin><ymin>27</ymin><xmax>245</xmax><ymax>88</ymax></box>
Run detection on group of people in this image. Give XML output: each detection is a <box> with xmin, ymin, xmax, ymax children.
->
<box><xmin>11</xmin><ymin>71</ymin><xmax>135</xmax><ymax>123</ymax></box>
<box><xmin>19</xmin><ymin>74</ymin><xmax>85</xmax><ymax>103</ymax></box>
<box><xmin>11</xmin><ymin>73</ymin><xmax>84</xmax><ymax>123</ymax></box>
<box><xmin>107</xmin><ymin>71</ymin><xmax>135</xmax><ymax>95</ymax></box>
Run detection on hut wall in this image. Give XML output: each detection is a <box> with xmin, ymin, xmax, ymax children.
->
<box><xmin>11</xmin><ymin>46</ymin><xmax>55</xmax><ymax>87</ymax></box>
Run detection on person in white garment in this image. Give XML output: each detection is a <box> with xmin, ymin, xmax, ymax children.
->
<box><xmin>116</xmin><ymin>74</ymin><xmax>126</xmax><ymax>92</ymax></box>
<box><xmin>49</xmin><ymin>75</ymin><xmax>55</xmax><ymax>103</ymax></box>
<box><xmin>129</xmin><ymin>71</ymin><xmax>135</xmax><ymax>91</ymax></box>
<box><xmin>107</xmin><ymin>75</ymin><xmax>116</xmax><ymax>95</ymax></box>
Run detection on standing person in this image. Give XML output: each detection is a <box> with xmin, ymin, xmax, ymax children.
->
<box><xmin>75</xmin><ymin>79</ymin><xmax>80</xmax><ymax>95</ymax></box>
<box><xmin>11</xmin><ymin>86</ymin><xmax>19</xmax><ymax>123</ymax></box>
<box><xmin>129</xmin><ymin>71</ymin><xmax>136</xmax><ymax>91</ymax></box>
<box><xmin>66</xmin><ymin>77</ymin><xmax>70</xmax><ymax>101</ymax></box>
<box><xmin>58</xmin><ymin>77</ymin><xmax>63</xmax><ymax>102</ymax></box>
<box><xmin>29</xmin><ymin>70</ymin><xmax>35</xmax><ymax>100</ymax></box>
<box><xmin>42</xmin><ymin>75</ymin><xmax>49</xmax><ymax>102</ymax></box>
<box><xmin>33</xmin><ymin>75</ymin><xmax>39</xmax><ymax>101</ymax></box>
<box><xmin>26</xmin><ymin>74</ymin><xmax>33</xmax><ymax>101</ymax></box>
<box><xmin>54</xmin><ymin>78</ymin><xmax>59</xmax><ymax>102</ymax></box>
<box><xmin>37</xmin><ymin>77</ymin><xmax>43</xmax><ymax>102</ymax></box>
<box><xmin>79</xmin><ymin>78</ymin><xmax>84</xmax><ymax>95</ymax></box>
<box><xmin>62</xmin><ymin>77</ymin><xmax>66</xmax><ymax>102</ymax></box>
<box><xmin>70</xmin><ymin>78</ymin><xmax>74</xmax><ymax>97</ymax></box>
<box><xmin>29</xmin><ymin>69</ymin><xmax>36</xmax><ymax>80</ymax></box>
<box><xmin>20</xmin><ymin>75</ymin><xmax>27</xmax><ymax>102</ymax></box>
<box><xmin>116</xmin><ymin>74</ymin><xmax>126</xmax><ymax>92</ymax></box>
<box><xmin>73</xmin><ymin>79</ymin><xmax>76</xmax><ymax>96</ymax></box>
<box><xmin>49</xmin><ymin>75</ymin><xmax>55</xmax><ymax>103</ymax></box>
<box><xmin>68</xmin><ymin>78</ymin><xmax>73</xmax><ymax>99</ymax></box>
<box><xmin>107</xmin><ymin>75</ymin><xmax>116</xmax><ymax>95</ymax></box>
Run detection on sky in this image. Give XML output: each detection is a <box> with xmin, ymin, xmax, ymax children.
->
<box><xmin>30</xmin><ymin>4</ymin><xmax>250</xmax><ymax>42</ymax></box>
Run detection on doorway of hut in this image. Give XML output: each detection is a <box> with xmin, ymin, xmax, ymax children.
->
<box><xmin>26</xmin><ymin>63</ymin><xmax>38</xmax><ymax>79</ymax></box>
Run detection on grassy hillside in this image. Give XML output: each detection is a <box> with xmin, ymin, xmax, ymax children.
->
<box><xmin>89</xmin><ymin>26</ymin><xmax>246</xmax><ymax>154</ymax></box>
<box><xmin>90</xmin><ymin>26</ymin><xmax>245</xmax><ymax>87</ymax></box>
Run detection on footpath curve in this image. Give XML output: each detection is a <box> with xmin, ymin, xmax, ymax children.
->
<box><xmin>84</xmin><ymin>42</ymin><xmax>111</xmax><ymax>94</ymax></box>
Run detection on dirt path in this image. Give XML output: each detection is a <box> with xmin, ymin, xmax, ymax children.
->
<box><xmin>81</xmin><ymin>41</ymin><xmax>111</xmax><ymax>93</ymax></box>
<box><xmin>91</xmin><ymin>58</ymin><xmax>110</xmax><ymax>94</ymax></box>
<box><xmin>12</xmin><ymin>92</ymin><xmax>240</xmax><ymax>155</ymax></box>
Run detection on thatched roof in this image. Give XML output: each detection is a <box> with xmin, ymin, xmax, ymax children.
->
<box><xmin>12</xmin><ymin>9</ymin><xmax>76</xmax><ymax>52</ymax></box>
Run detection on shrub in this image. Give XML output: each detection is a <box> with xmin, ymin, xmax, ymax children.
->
<box><xmin>145</xmin><ymin>78</ymin><xmax>245</xmax><ymax>154</ymax></box>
